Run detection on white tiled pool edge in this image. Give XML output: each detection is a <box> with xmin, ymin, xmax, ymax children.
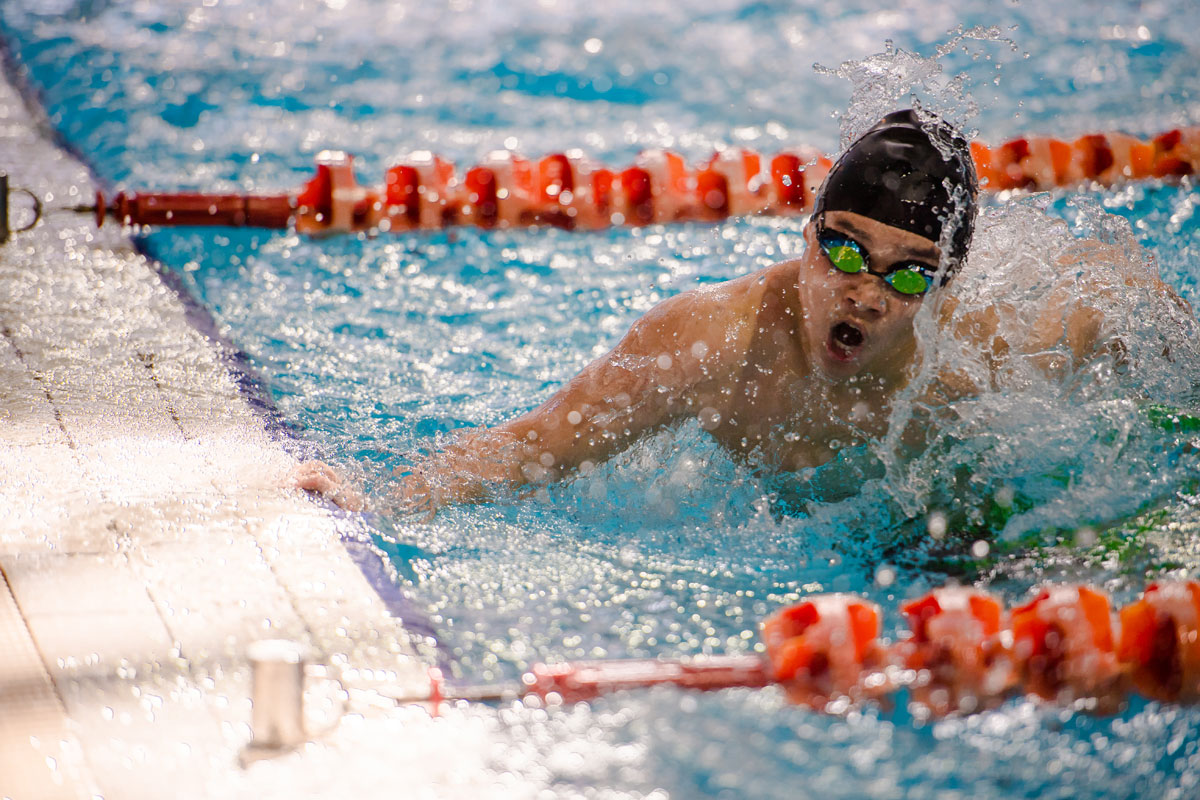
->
<box><xmin>0</xmin><ymin>68</ymin><xmax>435</xmax><ymax>799</ymax></box>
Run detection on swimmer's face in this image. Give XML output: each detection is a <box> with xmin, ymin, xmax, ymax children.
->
<box><xmin>796</xmin><ymin>210</ymin><xmax>943</xmax><ymax>381</ymax></box>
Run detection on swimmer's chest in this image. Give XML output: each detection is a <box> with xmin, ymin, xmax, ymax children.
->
<box><xmin>705</xmin><ymin>351</ymin><xmax>879</xmax><ymax>471</ymax></box>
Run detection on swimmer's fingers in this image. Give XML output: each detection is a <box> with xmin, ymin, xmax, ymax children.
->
<box><xmin>391</xmin><ymin>471</ymin><xmax>441</xmax><ymax>521</ymax></box>
<box><xmin>290</xmin><ymin>460</ymin><xmax>367</xmax><ymax>512</ymax></box>
<box><xmin>292</xmin><ymin>460</ymin><xmax>340</xmax><ymax>492</ymax></box>
<box><xmin>329</xmin><ymin>484</ymin><xmax>367</xmax><ymax>512</ymax></box>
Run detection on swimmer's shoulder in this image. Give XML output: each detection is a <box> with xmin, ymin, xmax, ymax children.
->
<box><xmin>669</xmin><ymin>263</ymin><xmax>779</xmax><ymax>328</ymax></box>
<box><xmin>620</xmin><ymin>264</ymin><xmax>781</xmax><ymax>374</ymax></box>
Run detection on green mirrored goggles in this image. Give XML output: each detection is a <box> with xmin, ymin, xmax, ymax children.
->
<box><xmin>817</xmin><ymin>228</ymin><xmax>938</xmax><ymax>296</ymax></box>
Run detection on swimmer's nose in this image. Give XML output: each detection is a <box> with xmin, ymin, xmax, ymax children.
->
<box><xmin>844</xmin><ymin>274</ymin><xmax>888</xmax><ymax>315</ymax></box>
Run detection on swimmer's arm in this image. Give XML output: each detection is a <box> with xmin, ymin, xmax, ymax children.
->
<box><xmin>1027</xmin><ymin>239</ymin><xmax>1190</xmax><ymax>372</ymax></box>
<box><xmin>394</xmin><ymin>356</ymin><xmax>669</xmax><ymax>508</ymax></box>
<box><xmin>930</xmin><ymin>291</ymin><xmax>1125</xmax><ymax>398</ymax></box>
<box><xmin>395</xmin><ymin>290</ymin><xmax>735</xmax><ymax>510</ymax></box>
<box><xmin>936</xmin><ymin>239</ymin><xmax>1192</xmax><ymax>393</ymax></box>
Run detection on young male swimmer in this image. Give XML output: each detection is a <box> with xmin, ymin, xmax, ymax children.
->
<box><xmin>293</xmin><ymin>109</ymin><xmax>1152</xmax><ymax>513</ymax></box>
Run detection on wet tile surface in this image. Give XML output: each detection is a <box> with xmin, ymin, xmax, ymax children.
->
<box><xmin>0</xmin><ymin>68</ymin><xmax>441</xmax><ymax>800</ymax></box>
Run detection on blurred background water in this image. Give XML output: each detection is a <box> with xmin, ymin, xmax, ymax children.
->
<box><xmin>3</xmin><ymin>0</ymin><xmax>1200</xmax><ymax>796</ymax></box>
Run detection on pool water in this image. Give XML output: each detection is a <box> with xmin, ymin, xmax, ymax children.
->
<box><xmin>4</xmin><ymin>0</ymin><xmax>1200</xmax><ymax>796</ymax></box>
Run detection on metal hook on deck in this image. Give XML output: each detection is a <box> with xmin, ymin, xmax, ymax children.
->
<box><xmin>238</xmin><ymin>639</ymin><xmax>348</xmax><ymax>766</ymax></box>
<box><xmin>0</xmin><ymin>173</ymin><xmax>43</xmax><ymax>244</ymax></box>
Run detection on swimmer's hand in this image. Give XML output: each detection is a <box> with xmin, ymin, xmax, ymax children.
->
<box><xmin>290</xmin><ymin>460</ymin><xmax>367</xmax><ymax>512</ymax></box>
<box><xmin>390</xmin><ymin>469</ymin><xmax>442</xmax><ymax>519</ymax></box>
<box><xmin>389</xmin><ymin>450</ymin><xmax>514</xmax><ymax>518</ymax></box>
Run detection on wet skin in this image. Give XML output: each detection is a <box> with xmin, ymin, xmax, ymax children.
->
<box><xmin>380</xmin><ymin>210</ymin><xmax>944</xmax><ymax>507</ymax></box>
<box><xmin>293</xmin><ymin>212</ymin><xmax>1185</xmax><ymax>511</ymax></box>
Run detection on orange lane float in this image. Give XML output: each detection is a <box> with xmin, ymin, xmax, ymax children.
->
<box><xmin>1009</xmin><ymin>584</ymin><xmax>1127</xmax><ymax>712</ymax></box>
<box><xmin>1117</xmin><ymin>580</ymin><xmax>1200</xmax><ymax>702</ymax></box>
<box><xmin>758</xmin><ymin>581</ymin><xmax>1200</xmax><ymax>715</ymax></box>
<box><xmin>760</xmin><ymin>593</ymin><xmax>889</xmax><ymax>708</ymax></box>
<box><xmin>91</xmin><ymin>125</ymin><xmax>1199</xmax><ymax>236</ymax></box>
<box><xmin>898</xmin><ymin>586</ymin><xmax>1017</xmax><ymax>715</ymax></box>
<box><xmin>407</xmin><ymin>581</ymin><xmax>1200</xmax><ymax>717</ymax></box>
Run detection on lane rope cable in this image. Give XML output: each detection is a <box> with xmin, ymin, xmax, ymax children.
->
<box><xmin>4</xmin><ymin>124</ymin><xmax>1193</xmax><ymax>242</ymax></box>
<box><xmin>385</xmin><ymin>579</ymin><xmax>1200</xmax><ymax>717</ymax></box>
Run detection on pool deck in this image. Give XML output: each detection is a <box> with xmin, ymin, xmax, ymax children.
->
<box><xmin>0</xmin><ymin>68</ymin><xmax>503</xmax><ymax>799</ymax></box>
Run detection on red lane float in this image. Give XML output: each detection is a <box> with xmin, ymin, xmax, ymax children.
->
<box><xmin>760</xmin><ymin>593</ymin><xmax>889</xmax><ymax>707</ymax></box>
<box><xmin>758</xmin><ymin>582</ymin><xmax>1199</xmax><ymax>715</ymax></box>
<box><xmin>420</xmin><ymin>655</ymin><xmax>771</xmax><ymax>711</ymax></box>
<box><xmin>1010</xmin><ymin>584</ymin><xmax>1126</xmax><ymax>712</ymax></box>
<box><xmin>972</xmin><ymin>127</ymin><xmax>1198</xmax><ymax>191</ymax></box>
<box><xmin>410</xmin><ymin>581</ymin><xmax>1200</xmax><ymax>717</ymax></box>
<box><xmin>520</xmin><ymin>655</ymin><xmax>772</xmax><ymax>704</ymax></box>
<box><xmin>92</xmin><ymin>125</ymin><xmax>1200</xmax><ymax>236</ymax></box>
<box><xmin>1117</xmin><ymin>581</ymin><xmax>1200</xmax><ymax>702</ymax></box>
<box><xmin>898</xmin><ymin>587</ymin><xmax>1016</xmax><ymax>715</ymax></box>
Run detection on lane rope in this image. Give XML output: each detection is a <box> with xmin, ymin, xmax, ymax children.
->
<box><xmin>392</xmin><ymin>580</ymin><xmax>1200</xmax><ymax>716</ymax></box>
<box><xmin>76</xmin><ymin>125</ymin><xmax>1198</xmax><ymax>237</ymax></box>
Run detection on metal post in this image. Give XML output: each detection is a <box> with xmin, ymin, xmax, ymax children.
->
<box><xmin>246</xmin><ymin>639</ymin><xmax>307</xmax><ymax>750</ymax></box>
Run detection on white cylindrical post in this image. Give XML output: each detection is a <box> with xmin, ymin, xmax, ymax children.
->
<box><xmin>247</xmin><ymin>639</ymin><xmax>307</xmax><ymax>749</ymax></box>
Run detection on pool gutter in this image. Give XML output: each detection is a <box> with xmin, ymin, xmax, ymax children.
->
<box><xmin>0</xmin><ymin>59</ymin><xmax>495</xmax><ymax>800</ymax></box>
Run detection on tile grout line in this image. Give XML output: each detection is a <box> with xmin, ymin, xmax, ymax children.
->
<box><xmin>0</xmin><ymin>559</ymin><xmax>99</xmax><ymax>800</ymax></box>
<box><xmin>1</xmin><ymin>324</ymin><xmax>77</xmax><ymax>451</ymax></box>
<box><xmin>122</xmin><ymin>535</ymin><xmax>260</xmax><ymax>752</ymax></box>
<box><xmin>134</xmin><ymin>352</ymin><xmax>189</xmax><ymax>441</ymax></box>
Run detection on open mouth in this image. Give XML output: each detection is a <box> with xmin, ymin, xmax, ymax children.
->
<box><xmin>828</xmin><ymin>321</ymin><xmax>865</xmax><ymax>362</ymax></box>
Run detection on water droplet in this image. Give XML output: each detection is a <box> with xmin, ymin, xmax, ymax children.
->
<box><xmin>994</xmin><ymin>486</ymin><xmax>1015</xmax><ymax>508</ymax></box>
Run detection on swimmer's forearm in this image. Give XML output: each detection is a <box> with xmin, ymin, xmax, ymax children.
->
<box><xmin>392</xmin><ymin>425</ymin><xmax>560</xmax><ymax>510</ymax></box>
<box><xmin>396</xmin><ymin>399</ymin><xmax>659</xmax><ymax>510</ymax></box>
<box><xmin>398</xmin><ymin>301</ymin><xmax>713</xmax><ymax>509</ymax></box>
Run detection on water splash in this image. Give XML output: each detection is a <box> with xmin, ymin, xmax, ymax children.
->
<box><xmin>877</xmin><ymin>196</ymin><xmax>1200</xmax><ymax>561</ymax></box>
<box><xmin>815</xmin><ymin>25</ymin><xmax>1018</xmax><ymax>148</ymax></box>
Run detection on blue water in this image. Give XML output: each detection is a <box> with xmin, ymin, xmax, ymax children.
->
<box><xmin>5</xmin><ymin>1</ymin><xmax>1200</xmax><ymax>796</ymax></box>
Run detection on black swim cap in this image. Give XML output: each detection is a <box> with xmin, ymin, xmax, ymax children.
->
<box><xmin>813</xmin><ymin>109</ymin><xmax>978</xmax><ymax>272</ymax></box>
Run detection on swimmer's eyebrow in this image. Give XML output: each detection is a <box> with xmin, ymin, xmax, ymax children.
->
<box><xmin>830</xmin><ymin>219</ymin><xmax>941</xmax><ymax>265</ymax></box>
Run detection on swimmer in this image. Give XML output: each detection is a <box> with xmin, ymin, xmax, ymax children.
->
<box><xmin>292</xmin><ymin>109</ymin><xmax>1173</xmax><ymax>513</ymax></box>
